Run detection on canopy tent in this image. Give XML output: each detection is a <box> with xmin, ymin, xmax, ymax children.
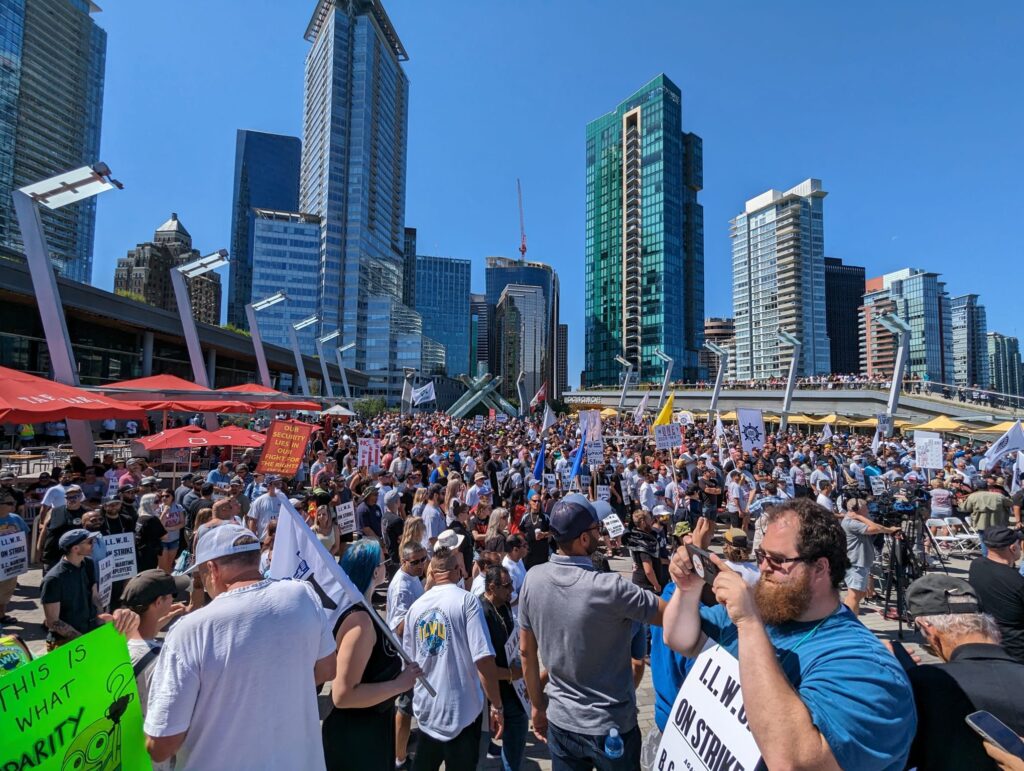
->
<box><xmin>784</xmin><ymin>414</ymin><xmax>817</xmax><ymax>425</ymax></box>
<box><xmin>972</xmin><ymin>420</ymin><xmax>1020</xmax><ymax>434</ymax></box>
<box><xmin>321</xmin><ymin>404</ymin><xmax>356</xmax><ymax>417</ymax></box>
<box><xmin>902</xmin><ymin>415</ymin><xmax>971</xmax><ymax>433</ymax></box>
<box><xmin>128</xmin><ymin>399</ymin><xmax>255</xmax><ymax>414</ymax></box>
<box><xmin>214</xmin><ymin>385</ymin><xmax>322</xmax><ymax>412</ymax></box>
<box><xmin>600</xmin><ymin>408</ymin><xmax>619</xmax><ymax>419</ymax></box>
<box><xmin>0</xmin><ymin>366</ymin><xmax>145</xmax><ymax>423</ymax></box>
<box><xmin>806</xmin><ymin>413</ymin><xmax>840</xmax><ymax>425</ymax></box>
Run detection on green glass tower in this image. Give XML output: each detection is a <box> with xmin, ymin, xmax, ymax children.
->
<box><xmin>585</xmin><ymin>74</ymin><xmax>704</xmax><ymax>386</ymax></box>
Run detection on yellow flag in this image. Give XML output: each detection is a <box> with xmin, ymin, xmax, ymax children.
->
<box><xmin>652</xmin><ymin>392</ymin><xmax>674</xmax><ymax>427</ymax></box>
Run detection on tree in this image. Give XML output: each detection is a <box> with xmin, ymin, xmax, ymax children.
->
<box><xmin>115</xmin><ymin>288</ymin><xmax>149</xmax><ymax>304</ymax></box>
<box><xmin>354</xmin><ymin>397</ymin><xmax>388</xmax><ymax>419</ymax></box>
<box><xmin>221</xmin><ymin>323</ymin><xmax>252</xmax><ymax>338</ymax></box>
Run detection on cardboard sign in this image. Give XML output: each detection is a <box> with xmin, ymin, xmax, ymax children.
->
<box><xmin>504</xmin><ymin>623</ymin><xmax>531</xmax><ymax>712</ymax></box>
<box><xmin>602</xmin><ymin>513</ymin><xmax>625</xmax><ymax>538</ymax></box>
<box><xmin>543</xmin><ymin>473</ymin><xmax>557</xmax><ymax>491</ymax></box>
<box><xmin>97</xmin><ymin>555</ymin><xmax>114</xmax><ymax>610</ymax></box>
<box><xmin>257</xmin><ymin>420</ymin><xmax>315</xmax><ymax>477</ymax></box>
<box><xmin>580</xmin><ymin>410</ymin><xmax>604</xmax><ymax>465</ymax></box>
<box><xmin>869</xmin><ymin>476</ymin><xmax>886</xmax><ymax>496</ymax></box>
<box><xmin>475</xmin><ymin>415</ymin><xmax>485</xmax><ymax>427</ymax></box>
<box><xmin>914</xmin><ymin>431</ymin><xmax>943</xmax><ymax>470</ymax></box>
<box><xmin>100</xmin><ymin>533</ymin><xmax>137</xmax><ymax>582</ymax></box>
<box><xmin>0</xmin><ymin>531</ymin><xmax>28</xmax><ymax>580</ymax></box>
<box><xmin>655</xmin><ymin>423</ymin><xmax>683</xmax><ymax>451</ymax></box>
<box><xmin>357</xmin><ymin>438</ymin><xmax>382</xmax><ymax>470</ymax></box>
<box><xmin>336</xmin><ymin>501</ymin><xmax>356</xmax><ymax>535</ymax></box>
<box><xmin>0</xmin><ymin>624</ymin><xmax>153</xmax><ymax>771</ymax></box>
<box><xmin>877</xmin><ymin>413</ymin><xmax>894</xmax><ymax>439</ymax></box>
<box><xmin>160</xmin><ymin>448</ymin><xmax>190</xmax><ymax>465</ymax></box>
<box><xmin>656</xmin><ymin>644</ymin><xmax>761</xmax><ymax>771</ymax></box>
<box><xmin>595</xmin><ymin>485</ymin><xmax>611</xmax><ymax>501</ymax></box>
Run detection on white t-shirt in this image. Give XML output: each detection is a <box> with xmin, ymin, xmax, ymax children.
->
<box><xmin>816</xmin><ymin>493</ymin><xmax>836</xmax><ymax>513</ymax></box>
<box><xmin>41</xmin><ymin>484</ymin><xmax>67</xmax><ymax>510</ymax></box>
<box><xmin>144</xmin><ymin>579</ymin><xmax>335</xmax><ymax>771</ymax></box>
<box><xmin>386</xmin><ymin>569</ymin><xmax>424</xmax><ymax>631</ymax></box>
<box><xmin>128</xmin><ymin>638</ymin><xmax>171</xmax><ymax>771</ymax></box>
<box><xmin>402</xmin><ymin>583</ymin><xmax>495</xmax><ymax>741</ymax></box>
<box><xmin>248</xmin><ymin>492</ymin><xmax>282</xmax><ymax>539</ymax></box>
<box><xmin>502</xmin><ymin>555</ymin><xmax>527</xmax><ymax>620</ymax></box>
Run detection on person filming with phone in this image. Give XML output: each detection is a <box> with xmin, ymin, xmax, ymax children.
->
<box><xmin>663</xmin><ymin>498</ymin><xmax>916</xmax><ymax>770</ymax></box>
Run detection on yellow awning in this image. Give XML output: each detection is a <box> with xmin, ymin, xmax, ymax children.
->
<box><xmin>902</xmin><ymin>415</ymin><xmax>969</xmax><ymax>432</ymax></box>
<box><xmin>784</xmin><ymin>414</ymin><xmax>816</xmax><ymax>425</ymax></box>
<box><xmin>600</xmin><ymin>408</ymin><xmax>619</xmax><ymax>418</ymax></box>
<box><xmin>971</xmin><ymin>420</ymin><xmax>1020</xmax><ymax>434</ymax></box>
<box><xmin>719</xmin><ymin>411</ymin><xmax>737</xmax><ymax>421</ymax></box>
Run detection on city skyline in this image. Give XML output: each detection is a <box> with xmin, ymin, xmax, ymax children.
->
<box><xmin>74</xmin><ymin>1</ymin><xmax>1022</xmax><ymax>387</ymax></box>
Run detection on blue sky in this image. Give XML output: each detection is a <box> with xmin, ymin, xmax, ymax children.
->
<box><xmin>91</xmin><ymin>1</ymin><xmax>1023</xmax><ymax>387</ymax></box>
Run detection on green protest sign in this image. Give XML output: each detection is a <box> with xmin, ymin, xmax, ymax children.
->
<box><xmin>0</xmin><ymin>623</ymin><xmax>152</xmax><ymax>771</ymax></box>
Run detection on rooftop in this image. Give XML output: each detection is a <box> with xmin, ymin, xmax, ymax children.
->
<box><xmin>305</xmin><ymin>0</ymin><xmax>408</xmax><ymax>60</ymax></box>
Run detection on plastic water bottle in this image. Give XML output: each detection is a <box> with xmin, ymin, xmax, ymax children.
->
<box><xmin>604</xmin><ymin>727</ymin><xmax>624</xmax><ymax>759</ymax></box>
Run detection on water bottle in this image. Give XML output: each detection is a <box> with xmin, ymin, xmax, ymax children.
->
<box><xmin>604</xmin><ymin>727</ymin><xmax>624</xmax><ymax>759</ymax></box>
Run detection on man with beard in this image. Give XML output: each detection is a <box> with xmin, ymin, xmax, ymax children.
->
<box><xmin>664</xmin><ymin>498</ymin><xmax>916</xmax><ymax>771</ymax></box>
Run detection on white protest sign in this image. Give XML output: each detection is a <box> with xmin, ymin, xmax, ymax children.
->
<box><xmin>655</xmin><ymin>423</ymin><xmax>683</xmax><ymax>451</ymax></box>
<box><xmin>100</xmin><ymin>532</ymin><xmax>138</xmax><ymax>582</ymax></box>
<box><xmin>357</xmin><ymin>438</ymin><xmax>381</xmax><ymax>470</ymax></box>
<box><xmin>579</xmin><ymin>410</ymin><xmax>604</xmax><ymax>465</ymax></box>
<box><xmin>97</xmin><ymin>555</ymin><xmax>114</xmax><ymax>610</ymax></box>
<box><xmin>737</xmin><ymin>408</ymin><xmax>766</xmax><ymax>453</ymax></box>
<box><xmin>678</xmin><ymin>411</ymin><xmax>695</xmax><ymax>427</ymax></box>
<box><xmin>877</xmin><ymin>413</ymin><xmax>894</xmax><ymax>438</ymax></box>
<box><xmin>656</xmin><ymin>644</ymin><xmax>761</xmax><ymax>771</ymax></box>
<box><xmin>914</xmin><ymin>431</ymin><xmax>944</xmax><ymax>470</ymax></box>
<box><xmin>474</xmin><ymin>415</ymin><xmax>485</xmax><ymax>428</ymax></box>
<box><xmin>869</xmin><ymin>476</ymin><xmax>886</xmax><ymax>496</ymax></box>
<box><xmin>581</xmin><ymin>474</ymin><xmax>592</xmax><ymax>489</ymax></box>
<box><xmin>0</xmin><ymin>531</ymin><xmax>28</xmax><ymax>580</ymax></box>
<box><xmin>602</xmin><ymin>513</ymin><xmax>625</xmax><ymax>538</ymax></box>
<box><xmin>496</xmin><ymin>414</ymin><xmax>509</xmax><ymax>424</ymax></box>
<box><xmin>336</xmin><ymin>501</ymin><xmax>356</xmax><ymax>535</ymax></box>
<box><xmin>543</xmin><ymin>473</ymin><xmax>557</xmax><ymax>491</ymax></box>
<box><xmin>504</xmin><ymin>623</ymin><xmax>530</xmax><ymax>712</ymax></box>
<box><xmin>595</xmin><ymin>485</ymin><xmax>611</xmax><ymax>501</ymax></box>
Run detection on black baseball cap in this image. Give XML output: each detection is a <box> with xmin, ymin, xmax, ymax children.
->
<box><xmin>549</xmin><ymin>493</ymin><xmax>600</xmax><ymax>542</ymax></box>
<box><xmin>122</xmin><ymin>569</ymin><xmax>191</xmax><ymax>610</ymax></box>
<box><xmin>982</xmin><ymin>526</ymin><xmax>1024</xmax><ymax>549</ymax></box>
<box><xmin>906</xmin><ymin>575</ymin><xmax>982</xmax><ymax>619</ymax></box>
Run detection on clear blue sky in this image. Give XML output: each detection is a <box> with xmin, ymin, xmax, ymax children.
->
<box><xmin>91</xmin><ymin>1</ymin><xmax>1023</xmax><ymax>387</ymax></box>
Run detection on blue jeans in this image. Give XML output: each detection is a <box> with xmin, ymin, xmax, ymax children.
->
<box><xmin>548</xmin><ymin>722</ymin><xmax>641</xmax><ymax>771</ymax></box>
<box><xmin>501</xmin><ymin>708</ymin><xmax>528</xmax><ymax>771</ymax></box>
<box><xmin>978</xmin><ymin>530</ymin><xmax>988</xmax><ymax>557</ymax></box>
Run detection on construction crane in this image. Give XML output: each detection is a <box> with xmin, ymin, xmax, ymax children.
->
<box><xmin>517</xmin><ymin>178</ymin><xmax>527</xmax><ymax>261</ymax></box>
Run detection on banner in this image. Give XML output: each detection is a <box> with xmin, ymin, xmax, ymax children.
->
<box><xmin>678</xmin><ymin>411</ymin><xmax>695</xmax><ymax>427</ymax></box>
<box><xmin>0</xmin><ymin>624</ymin><xmax>153</xmax><ymax>771</ymax></box>
<box><xmin>602</xmin><ymin>513</ymin><xmax>625</xmax><ymax>538</ymax></box>
<box><xmin>914</xmin><ymin>430</ymin><xmax>944</xmax><ymax>470</ymax></box>
<box><xmin>336</xmin><ymin>501</ymin><xmax>356</xmax><ymax>535</ymax></box>
<box><xmin>0</xmin><ymin>530</ymin><xmax>28</xmax><ymax>580</ymax></box>
<box><xmin>100</xmin><ymin>533</ymin><xmax>137</xmax><ymax>582</ymax></box>
<box><xmin>655</xmin><ymin>423</ymin><xmax>683</xmax><ymax>451</ymax></box>
<box><xmin>256</xmin><ymin>420</ymin><xmax>315</xmax><ymax>477</ymax></box>
<box><xmin>97</xmin><ymin>555</ymin><xmax>114</xmax><ymax>610</ymax></box>
<box><xmin>357</xmin><ymin>438</ymin><xmax>382</xmax><ymax>470</ymax></box>
<box><xmin>981</xmin><ymin>420</ymin><xmax>1024</xmax><ymax>471</ymax></box>
<box><xmin>504</xmin><ymin>623</ymin><xmax>530</xmax><ymax>712</ymax></box>
<box><xmin>579</xmin><ymin>410</ymin><xmax>604</xmax><ymax>465</ymax></box>
<box><xmin>632</xmin><ymin>392</ymin><xmax>649</xmax><ymax>424</ymax></box>
<box><xmin>736</xmin><ymin>408</ymin><xmax>766</xmax><ymax>453</ymax></box>
<box><xmin>411</xmin><ymin>382</ymin><xmax>436</xmax><ymax>406</ymax></box>
<box><xmin>655</xmin><ymin>644</ymin><xmax>761</xmax><ymax>771</ymax></box>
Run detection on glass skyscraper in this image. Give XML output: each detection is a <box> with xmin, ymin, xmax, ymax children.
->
<box><xmin>585</xmin><ymin>74</ymin><xmax>704</xmax><ymax>386</ymax></box>
<box><xmin>951</xmin><ymin>293</ymin><xmax>988</xmax><ymax>388</ymax></box>
<box><xmin>0</xmin><ymin>0</ymin><xmax>106</xmax><ymax>283</ymax></box>
<box><xmin>731</xmin><ymin>179</ymin><xmax>830</xmax><ymax>380</ymax></box>
<box><xmin>415</xmin><ymin>254</ymin><xmax>471</xmax><ymax>377</ymax></box>
<box><xmin>494</xmin><ymin>285</ymin><xmax>547</xmax><ymax>402</ymax></box>
<box><xmin>988</xmin><ymin>333</ymin><xmax>1023</xmax><ymax>396</ymax></box>
<box><xmin>228</xmin><ymin>130</ymin><xmax>302</xmax><ymax>329</ymax></box>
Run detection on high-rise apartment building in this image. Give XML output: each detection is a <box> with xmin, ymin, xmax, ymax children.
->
<box><xmin>227</xmin><ymin>130</ymin><xmax>302</xmax><ymax>329</ymax></box>
<box><xmin>699</xmin><ymin>317</ymin><xmax>735</xmax><ymax>377</ymax></box>
<box><xmin>1</xmin><ymin>0</ymin><xmax>106</xmax><ymax>283</ymax></box>
<box><xmin>402</xmin><ymin>227</ymin><xmax>417</xmax><ymax>309</ymax></box>
<box><xmin>951</xmin><ymin>294</ymin><xmax>988</xmax><ymax>388</ymax></box>
<box><xmin>493</xmin><ymin>285</ymin><xmax>547</xmax><ymax>402</ymax></box>
<box><xmin>585</xmin><ymin>73</ymin><xmax>704</xmax><ymax>386</ymax></box>
<box><xmin>861</xmin><ymin>269</ymin><xmax>952</xmax><ymax>383</ymax></box>
<box><xmin>300</xmin><ymin>0</ymin><xmax>422</xmax><ymax>405</ymax></box>
<box><xmin>987</xmin><ymin>333</ymin><xmax>1023</xmax><ymax>396</ymax></box>
<box><xmin>859</xmin><ymin>287</ymin><xmax>899</xmax><ymax>379</ymax></box>
<box><xmin>557</xmin><ymin>323</ymin><xmax>568</xmax><ymax>398</ymax></box>
<box><xmin>824</xmin><ymin>257</ymin><xmax>866</xmax><ymax>375</ymax></box>
<box><xmin>470</xmin><ymin>293</ymin><xmax>487</xmax><ymax>378</ymax></box>
<box><xmin>415</xmin><ymin>254</ymin><xmax>471</xmax><ymax>377</ymax></box>
<box><xmin>485</xmin><ymin>256</ymin><xmax>560</xmax><ymax>397</ymax></box>
<box><xmin>113</xmin><ymin>214</ymin><xmax>222</xmax><ymax>325</ymax></box>
<box><xmin>731</xmin><ymin>180</ymin><xmax>830</xmax><ymax>380</ymax></box>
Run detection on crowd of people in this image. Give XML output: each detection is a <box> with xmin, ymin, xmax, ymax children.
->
<box><xmin>2</xmin><ymin>407</ymin><xmax>1024</xmax><ymax>771</ymax></box>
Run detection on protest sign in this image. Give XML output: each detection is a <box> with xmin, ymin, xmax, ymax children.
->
<box><xmin>97</xmin><ymin>556</ymin><xmax>114</xmax><ymax>610</ymax></box>
<box><xmin>0</xmin><ymin>624</ymin><xmax>153</xmax><ymax>771</ymax></box>
<box><xmin>0</xmin><ymin>530</ymin><xmax>28</xmax><ymax>580</ymax></box>
<box><xmin>160</xmin><ymin>448</ymin><xmax>190</xmax><ymax>466</ymax></box>
<box><xmin>504</xmin><ymin>624</ymin><xmax>530</xmax><ymax>712</ymax></box>
<box><xmin>914</xmin><ymin>431</ymin><xmax>944</xmax><ymax>470</ymax></box>
<box><xmin>595</xmin><ymin>485</ymin><xmax>611</xmax><ymax>501</ymax></box>
<box><xmin>737</xmin><ymin>408</ymin><xmax>766</xmax><ymax>453</ymax></box>
<box><xmin>656</xmin><ymin>644</ymin><xmax>761</xmax><ymax>771</ymax></box>
<box><xmin>543</xmin><ymin>473</ymin><xmax>557</xmax><ymax>491</ymax></box>
<box><xmin>100</xmin><ymin>533</ymin><xmax>137</xmax><ymax>582</ymax></box>
<box><xmin>869</xmin><ymin>476</ymin><xmax>887</xmax><ymax>496</ymax></box>
<box><xmin>336</xmin><ymin>501</ymin><xmax>356</xmax><ymax>535</ymax></box>
<box><xmin>475</xmin><ymin>415</ymin><xmax>485</xmax><ymax>428</ymax></box>
<box><xmin>357</xmin><ymin>438</ymin><xmax>382</xmax><ymax>470</ymax></box>
<box><xmin>579</xmin><ymin>410</ymin><xmax>605</xmax><ymax>465</ymax></box>
<box><xmin>256</xmin><ymin>420</ymin><xmax>314</xmax><ymax>477</ymax></box>
<box><xmin>496</xmin><ymin>414</ymin><xmax>509</xmax><ymax>424</ymax></box>
<box><xmin>877</xmin><ymin>413</ymin><xmax>894</xmax><ymax>438</ymax></box>
<box><xmin>580</xmin><ymin>473</ymin><xmax>591</xmax><ymax>489</ymax></box>
<box><xmin>678</xmin><ymin>411</ymin><xmax>695</xmax><ymax>426</ymax></box>
<box><xmin>655</xmin><ymin>423</ymin><xmax>683</xmax><ymax>451</ymax></box>
<box><xmin>602</xmin><ymin>513</ymin><xmax>625</xmax><ymax>538</ymax></box>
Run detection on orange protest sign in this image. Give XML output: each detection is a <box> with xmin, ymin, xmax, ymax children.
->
<box><xmin>255</xmin><ymin>420</ymin><xmax>314</xmax><ymax>477</ymax></box>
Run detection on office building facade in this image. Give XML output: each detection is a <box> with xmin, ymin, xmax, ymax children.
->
<box><xmin>493</xmin><ymin>285</ymin><xmax>547</xmax><ymax>402</ymax></box>
<box><xmin>470</xmin><ymin>292</ymin><xmax>487</xmax><ymax>377</ymax></box>
<box><xmin>824</xmin><ymin>257</ymin><xmax>866</xmax><ymax>375</ymax></box>
<box><xmin>731</xmin><ymin>179</ymin><xmax>830</xmax><ymax>380</ymax></box>
<box><xmin>415</xmin><ymin>254</ymin><xmax>471</xmax><ymax>377</ymax></box>
<box><xmin>699</xmin><ymin>317</ymin><xmax>735</xmax><ymax>377</ymax></box>
<box><xmin>987</xmin><ymin>333</ymin><xmax>1023</xmax><ymax>396</ymax></box>
<box><xmin>402</xmin><ymin>227</ymin><xmax>417</xmax><ymax>308</ymax></box>
<box><xmin>227</xmin><ymin>130</ymin><xmax>302</xmax><ymax>329</ymax></box>
<box><xmin>1</xmin><ymin>0</ymin><xmax>106</xmax><ymax>283</ymax></box>
<box><xmin>557</xmin><ymin>323</ymin><xmax>568</xmax><ymax>398</ymax></box>
<box><xmin>951</xmin><ymin>294</ymin><xmax>988</xmax><ymax>388</ymax></box>
<box><xmin>585</xmin><ymin>73</ymin><xmax>704</xmax><ymax>386</ymax></box>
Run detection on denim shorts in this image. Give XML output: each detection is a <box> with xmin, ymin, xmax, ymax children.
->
<box><xmin>844</xmin><ymin>564</ymin><xmax>870</xmax><ymax>592</ymax></box>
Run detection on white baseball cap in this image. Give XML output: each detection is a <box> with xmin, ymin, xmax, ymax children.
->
<box><xmin>186</xmin><ymin>524</ymin><xmax>260</xmax><ymax>573</ymax></box>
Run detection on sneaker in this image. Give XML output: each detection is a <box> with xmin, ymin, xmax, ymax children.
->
<box><xmin>395</xmin><ymin>758</ymin><xmax>411</xmax><ymax>771</ymax></box>
<box><xmin>486</xmin><ymin>740</ymin><xmax>502</xmax><ymax>759</ymax></box>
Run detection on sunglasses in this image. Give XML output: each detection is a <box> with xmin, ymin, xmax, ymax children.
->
<box><xmin>406</xmin><ymin>556</ymin><xmax>428</xmax><ymax>566</ymax></box>
<box><xmin>753</xmin><ymin>549</ymin><xmax>813</xmax><ymax>569</ymax></box>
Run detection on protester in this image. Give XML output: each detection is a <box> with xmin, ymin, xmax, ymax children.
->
<box><xmin>386</xmin><ymin>541</ymin><xmax>428</xmax><ymax>770</ymax></box>
<box><xmin>136</xmin><ymin>492</ymin><xmax>169</xmax><ymax>573</ymax></box>
<box><xmin>520</xmin><ymin>493</ymin><xmax>551</xmax><ymax>569</ymax></box>
<box><xmin>968</xmin><ymin>526</ymin><xmax>1024</xmax><ymax>663</ymax></box>
<box><xmin>961</xmin><ymin>476</ymin><xmax>1013</xmax><ymax>554</ymax></box>
<box><xmin>841</xmin><ymin>496</ymin><xmax>899</xmax><ymax>614</ymax></box>
<box><xmin>246</xmin><ymin>474</ymin><xmax>283</xmax><ymax>539</ymax></box>
<box><xmin>40</xmin><ymin>528</ymin><xmax>102</xmax><ymax>649</ymax></box>
<box><xmin>0</xmin><ymin>491</ymin><xmax>29</xmax><ymax>624</ymax></box>
<box><xmin>38</xmin><ymin>483</ymin><xmax>85</xmax><ymax>573</ymax></box>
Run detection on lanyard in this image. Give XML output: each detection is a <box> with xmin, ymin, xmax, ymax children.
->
<box><xmin>778</xmin><ymin>606</ymin><xmax>839</xmax><ymax>665</ymax></box>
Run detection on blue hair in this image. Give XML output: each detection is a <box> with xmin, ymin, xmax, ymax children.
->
<box><xmin>340</xmin><ymin>539</ymin><xmax>383</xmax><ymax>596</ymax></box>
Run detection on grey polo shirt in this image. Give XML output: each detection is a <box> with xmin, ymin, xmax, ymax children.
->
<box><xmin>519</xmin><ymin>553</ymin><xmax>659</xmax><ymax>735</ymax></box>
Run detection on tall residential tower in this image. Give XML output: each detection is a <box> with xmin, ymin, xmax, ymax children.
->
<box><xmin>824</xmin><ymin>257</ymin><xmax>866</xmax><ymax>375</ymax></box>
<box><xmin>951</xmin><ymin>293</ymin><xmax>988</xmax><ymax>388</ymax></box>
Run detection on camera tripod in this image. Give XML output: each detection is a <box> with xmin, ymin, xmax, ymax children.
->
<box><xmin>878</xmin><ymin>509</ymin><xmax>949</xmax><ymax>638</ymax></box>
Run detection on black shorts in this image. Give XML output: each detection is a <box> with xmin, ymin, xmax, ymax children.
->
<box><xmin>396</xmin><ymin>688</ymin><xmax>414</xmax><ymax>716</ymax></box>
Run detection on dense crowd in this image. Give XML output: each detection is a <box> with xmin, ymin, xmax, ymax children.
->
<box><xmin>2</xmin><ymin>408</ymin><xmax>1024</xmax><ymax>771</ymax></box>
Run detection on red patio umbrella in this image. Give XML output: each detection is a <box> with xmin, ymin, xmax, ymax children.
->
<box><xmin>107</xmin><ymin>374</ymin><xmax>209</xmax><ymax>392</ymax></box>
<box><xmin>0</xmin><ymin>366</ymin><xmax>145</xmax><ymax>423</ymax></box>
<box><xmin>214</xmin><ymin>385</ymin><xmax>322</xmax><ymax>412</ymax></box>
<box><xmin>133</xmin><ymin>425</ymin><xmax>217</xmax><ymax>451</ymax></box>
<box><xmin>209</xmin><ymin>425</ymin><xmax>267</xmax><ymax>448</ymax></box>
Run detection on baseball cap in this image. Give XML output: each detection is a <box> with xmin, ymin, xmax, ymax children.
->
<box><xmin>724</xmin><ymin>528</ymin><xmax>749</xmax><ymax>549</ymax></box>
<box><xmin>229</xmin><ymin>476</ymin><xmax>244</xmax><ymax>485</ymax></box>
<box><xmin>982</xmin><ymin>526</ymin><xmax>1024</xmax><ymax>549</ymax></box>
<box><xmin>140</xmin><ymin>476</ymin><xmax>160</xmax><ymax>486</ymax></box>
<box><xmin>906</xmin><ymin>575</ymin><xmax>982</xmax><ymax>619</ymax></box>
<box><xmin>118</xmin><ymin>482</ymin><xmax>136</xmax><ymax>493</ymax></box>
<box><xmin>0</xmin><ymin>471</ymin><xmax>15</xmax><ymax>481</ymax></box>
<box><xmin>549</xmin><ymin>493</ymin><xmax>600</xmax><ymax>542</ymax></box>
<box><xmin>185</xmin><ymin>524</ymin><xmax>261</xmax><ymax>573</ymax></box>
<box><xmin>122</xmin><ymin>569</ymin><xmax>191</xmax><ymax>609</ymax></box>
<box><xmin>383</xmin><ymin>489</ymin><xmax>402</xmax><ymax>508</ymax></box>
<box><xmin>436</xmin><ymin>529</ymin><xmax>465</xmax><ymax>550</ymax></box>
<box><xmin>59</xmin><ymin>529</ymin><xmax>99</xmax><ymax>552</ymax></box>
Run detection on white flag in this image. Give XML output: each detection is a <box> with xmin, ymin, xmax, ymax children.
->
<box><xmin>268</xmin><ymin>493</ymin><xmax>363</xmax><ymax>629</ymax></box>
<box><xmin>542</xmin><ymin>403</ymin><xmax>556</xmax><ymax>433</ymax></box>
<box><xmin>736</xmin><ymin>408</ymin><xmax>766</xmax><ymax>453</ymax></box>
<box><xmin>871</xmin><ymin>427</ymin><xmax>881</xmax><ymax>455</ymax></box>
<box><xmin>714</xmin><ymin>413</ymin><xmax>727</xmax><ymax>467</ymax></box>
<box><xmin>632</xmin><ymin>393</ymin><xmax>649</xmax><ymax>424</ymax></box>
<box><xmin>411</xmin><ymin>381</ymin><xmax>436</xmax><ymax>406</ymax></box>
<box><xmin>817</xmin><ymin>423</ymin><xmax>833</xmax><ymax>446</ymax></box>
<box><xmin>1012</xmin><ymin>451</ymin><xmax>1024</xmax><ymax>495</ymax></box>
<box><xmin>981</xmin><ymin>420</ymin><xmax>1024</xmax><ymax>471</ymax></box>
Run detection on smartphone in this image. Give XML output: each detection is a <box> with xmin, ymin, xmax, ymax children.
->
<box><xmin>965</xmin><ymin>711</ymin><xmax>1024</xmax><ymax>760</ymax></box>
<box><xmin>685</xmin><ymin>544</ymin><xmax>720</xmax><ymax>586</ymax></box>
<box><xmin>889</xmin><ymin>641</ymin><xmax>916</xmax><ymax>672</ymax></box>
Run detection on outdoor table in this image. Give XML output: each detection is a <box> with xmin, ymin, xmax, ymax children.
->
<box><xmin>1</xmin><ymin>453</ymin><xmax>46</xmax><ymax>476</ymax></box>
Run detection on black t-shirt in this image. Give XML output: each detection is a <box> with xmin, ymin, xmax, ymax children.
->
<box><xmin>135</xmin><ymin>514</ymin><xmax>167</xmax><ymax>572</ymax></box>
<box><xmin>382</xmin><ymin>511</ymin><xmax>404</xmax><ymax>561</ymax></box>
<box><xmin>100</xmin><ymin>512</ymin><xmax>134</xmax><ymax>537</ymax></box>
<box><xmin>40</xmin><ymin>559</ymin><xmax>98</xmax><ymax>639</ymax></box>
<box><xmin>356</xmin><ymin>502</ymin><xmax>383</xmax><ymax>538</ymax></box>
<box><xmin>448</xmin><ymin>520</ymin><xmax>475</xmax><ymax>577</ymax></box>
<box><xmin>520</xmin><ymin>511</ymin><xmax>550</xmax><ymax>569</ymax></box>
<box><xmin>479</xmin><ymin>598</ymin><xmax>525</xmax><ymax>716</ymax></box>
<box><xmin>698</xmin><ymin>478</ymin><xmax>722</xmax><ymax>508</ymax></box>
<box><xmin>969</xmin><ymin>557</ymin><xmax>1024</xmax><ymax>663</ymax></box>
<box><xmin>43</xmin><ymin>505</ymin><xmax>85</xmax><ymax>566</ymax></box>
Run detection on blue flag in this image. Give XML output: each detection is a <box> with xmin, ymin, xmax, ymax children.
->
<box><xmin>569</xmin><ymin>443</ymin><xmax>584</xmax><ymax>479</ymax></box>
<box><xmin>533</xmin><ymin>442</ymin><xmax>546</xmax><ymax>482</ymax></box>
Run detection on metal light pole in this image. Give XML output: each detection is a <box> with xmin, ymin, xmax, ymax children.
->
<box><xmin>705</xmin><ymin>341</ymin><xmax>729</xmax><ymax>415</ymax></box>
<box><xmin>615</xmin><ymin>355</ymin><xmax>634</xmax><ymax>412</ymax></box>
<box><xmin>288</xmin><ymin>315</ymin><xmax>319</xmax><ymax>397</ymax></box>
<box><xmin>877</xmin><ymin>313</ymin><xmax>913</xmax><ymax>421</ymax></box>
<box><xmin>401</xmin><ymin>368</ymin><xmax>418</xmax><ymax>416</ymax></box>
<box><xmin>172</xmin><ymin>249</ymin><xmax>229</xmax><ymax>431</ymax></box>
<box><xmin>334</xmin><ymin>342</ymin><xmax>356</xmax><ymax>408</ymax></box>
<box><xmin>315</xmin><ymin>330</ymin><xmax>340</xmax><ymax>398</ymax></box>
<box><xmin>13</xmin><ymin>163</ymin><xmax>122</xmax><ymax>459</ymax></box>
<box><xmin>244</xmin><ymin>292</ymin><xmax>286</xmax><ymax>389</ymax></box>
<box><xmin>654</xmin><ymin>349</ymin><xmax>674</xmax><ymax>412</ymax></box>
<box><xmin>516</xmin><ymin>371</ymin><xmax>527</xmax><ymax>417</ymax></box>
<box><xmin>777</xmin><ymin>329</ymin><xmax>802</xmax><ymax>433</ymax></box>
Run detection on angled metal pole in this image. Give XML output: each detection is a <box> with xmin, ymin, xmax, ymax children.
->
<box><xmin>778</xmin><ymin>330</ymin><xmax>802</xmax><ymax>433</ymax></box>
<box><xmin>288</xmin><ymin>325</ymin><xmax>311</xmax><ymax>397</ymax></box>
<box><xmin>655</xmin><ymin>349</ymin><xmax>674</xmax><ymax>412</ymax></box>
<box><xmin>615</xmin><ymin>355</ymin><xmax>633</xmax><ymax>412</ymax></box>
<box><xmin>878</xmin><ymin>314</ymin><xmax>913</xmax><ymax>420</ymax></box>
<box><xmin>706</xmin><ymin>341</ymin><xmax>729</xmax><ymax>415</ymax></box>
<box><xmin>335</xmin><ymin>350</ymin><xmax>352</xmax><ymax>406</ymax></box>
<box><xmin>516</xmin><ymin>371</ymin><xmax>527</xmax><ymax>417</ymax></box>
<box><xmin>245</xmin><ymin>303</ymin><xmax>273</xmax><ymax>389</ymax></box>
<box><xmin>169</xmin><ymin>267</ymin><xmax>220</xmax><ymax>430</ymax></box>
